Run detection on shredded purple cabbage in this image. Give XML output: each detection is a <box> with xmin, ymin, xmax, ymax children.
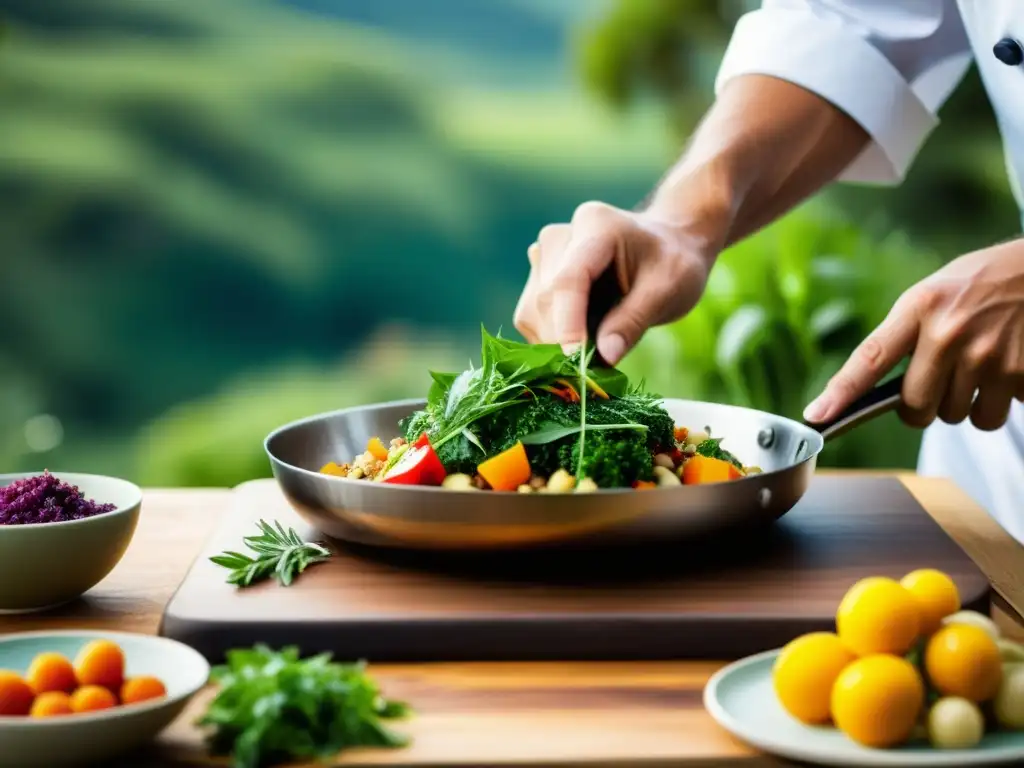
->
<box><xmin>0</xmin><ymin>471</ymin><xmax>116</xmax><ymax>526</ymax></box>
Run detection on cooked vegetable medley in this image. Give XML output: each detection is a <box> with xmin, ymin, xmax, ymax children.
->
<box><xmin>320</xmin><ymin>329</ymin><xmax>759</xmax><ymax>491</ymax></box>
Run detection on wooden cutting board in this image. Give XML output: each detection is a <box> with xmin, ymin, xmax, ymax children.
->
<box><xmin>159</xmin><ymin>476</ymin><xmax>989</xmax><ymax>663</ymax></box>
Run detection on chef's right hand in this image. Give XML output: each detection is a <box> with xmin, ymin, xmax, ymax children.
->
<box><xmin>513</xmin><ymin>201</ymin><xmax>718</xmax><ymax>366</ymax></box>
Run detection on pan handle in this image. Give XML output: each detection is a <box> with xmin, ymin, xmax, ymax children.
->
<box><xmin>805</xmin><ymin>374</ymin><xmax>904</xmax><ymax>442</ymax></box>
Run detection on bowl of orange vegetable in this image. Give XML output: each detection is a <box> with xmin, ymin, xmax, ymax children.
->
<box><xmin>0</xmin><ymin>630</ymin><xmax>209</xmax><ymax>767</ymax></box>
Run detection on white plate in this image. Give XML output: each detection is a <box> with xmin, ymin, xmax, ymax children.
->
<box><xmin>704</xmin><ymin>649</ymin><xmax>1024</xmax><ymax>766</ymax></box>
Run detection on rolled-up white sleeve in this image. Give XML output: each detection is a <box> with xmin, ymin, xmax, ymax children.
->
<box><xmin>715</xmin><ymin>0</ymin><xmax>974</xmax><ymax>184</ymax></box>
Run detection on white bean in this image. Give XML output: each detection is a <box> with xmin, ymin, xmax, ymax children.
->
<box><xmin>653</xmin><ymin>453</ymin><xmax>675</xmax><ymax>470</ymax></box>
<box><xmin>546</xmin><ymin>469</ymin><xmax>576</xmax><ymax>493</ymax></box>
<box><xmin>995</xmin><ymin>664</ymin><xmax>1024</xmax><ymax>730</ymax></box>
<box><xmin>927</xmin><ymin>697</ymin><xmax>984</xmax><ymax>749</ymax></box>
<box><xmin>441</xmin><ymin>473</ymin><xmax>476</xmax><ymax>491</ymax></box>
<box><xmin>942</xmin><ymin>610</ymin><xmax>1001</xmax><ymax>640</ymax></box>
<box><xmin>575</xmin><ymin>477</ymin><xmax>598</xmax><ymax>493</ymax></box>
<box><xmin>684</xmin><ymin>430</ymin><xmax>709</xmax><ymax>447</ymax></box>
<box><xmin>998</xmin><ymin>639</ymin><xmax>1024</xmax><ymax>663</ymax></box>
<box><xmin>517</xmin><ymin>484</ymin><xmax>533</xmax><ymax>494</ymax></box>
<box><xmin>653</xmin><ymin>466</ymin><xmax>681</xmax><ymax>486</ymax></box>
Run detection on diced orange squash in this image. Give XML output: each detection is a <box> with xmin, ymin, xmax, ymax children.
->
<box><xmin>366</xmin><ymin>437</ymin><xmax>389</xmax><ymax>462</ymax></box>
<box><xmin>673</xmin><ymin>426</ymin><xmax>689</xmax><ymax>443</ymax></box>
<box><xmin>477</xmin><ymin>442</ymin><xmax>532</xmax><ymax>491</ymax></box>
<box><xmin>682</xmin><ymin>455</ymin><xmax>741</xmax><ymax>485</ymax></box>
<box><xmin>632</xmin><ymin>480</ymin><xmax>657</xmax><ymax>490</ymax></box>
<box><xmin>319</xmin><ymin>462</ymin><xmax>348</xmax><ymax>477</ymax></box>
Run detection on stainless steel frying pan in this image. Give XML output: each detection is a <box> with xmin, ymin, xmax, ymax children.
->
<box><xmin>264</xmin><ymin>374</ymin><xmax>904</xmax><ymax>550</ymax></box>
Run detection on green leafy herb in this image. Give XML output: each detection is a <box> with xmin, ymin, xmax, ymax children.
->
<box><xmin>461</xmin><ymin>427</ymin><xmax>486</xmax><ymax>454</ymax></box>
<box><xmin>585</xmin><ymin>366</ymin><xmax>630</xmax><ymax>398</ymax></box>
<box><xmin>197</xmin><ymin>644</ymin><xmax>410</xmax><ymax>768</ymax></box>
<box><xmin>576</xmin><ymin>344</ymin><xmax>593</xmax><ymax>479</ymax></box>
<box><xmin>210</xmin><ymin>519</ymin><xmax>331</xmax><ymax>588</ymax></box>
<box><xmin>419</xmin><ymin>327</ymin><xmax>637</xmax><ymax>451</ymax></box>
<box><xmin>695</xmin><ymin>437</ymin><xmax>744</xmax><ymax>469</ymax></box>
<box><xmin>401</xmin><ymin>327</ymin><xmax>672</xmax><ymax>484</ymax></box>
<box><xmin>519</xmin><ymin>421</ymin><xmax>648</xmax><ymax>445</ymax></box>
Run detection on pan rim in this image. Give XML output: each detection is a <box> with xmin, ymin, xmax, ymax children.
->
<box><xmin>263</xmin><ymin>397</ymin><xmax>825</xmax><ymax>497</ymax></box>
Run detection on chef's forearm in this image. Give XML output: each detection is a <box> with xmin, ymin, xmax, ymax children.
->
<box><xmin>644</xmin><ymin>74</ymin><xmax>870</xmax><ymax>251</ymax></box>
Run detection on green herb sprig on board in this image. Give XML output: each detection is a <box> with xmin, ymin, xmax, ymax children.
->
<box><xmin>210</xmin><ymin>519</ymin><xmax>331</xmax><ymax>588</ymax></box>
<box><xmin>197</xmin><ymin>644</ymin><xmax>410</xmax><ymax>768</ymax></box>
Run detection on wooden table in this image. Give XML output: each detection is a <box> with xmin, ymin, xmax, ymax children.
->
<box><xmin>2</xmin><ymin>473</ymin><xmax>1024</xmax><ymax>767</ymax></box>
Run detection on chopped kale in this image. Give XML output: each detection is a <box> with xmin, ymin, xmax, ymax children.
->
<box><xmin>695</xmin><ymin>437</ymin><xmax>743</xmax><ymax>468</ymax></box>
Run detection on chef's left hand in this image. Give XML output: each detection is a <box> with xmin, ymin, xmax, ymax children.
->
<box><xmin>804</xmin><ymin>238</ymin><xmax>1024</xmax><ymax>431</ymax></box>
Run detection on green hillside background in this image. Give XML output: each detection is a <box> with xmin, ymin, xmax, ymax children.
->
<box><xmin>0</xmin><ymin>0</ymin><xmax>1017</xmax><ymax>487</ymax></box>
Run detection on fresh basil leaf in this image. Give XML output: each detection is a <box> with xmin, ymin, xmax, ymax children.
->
<box><xmin>426</xmin><ymin>370</ymin><xmax>457</xmax><ymax>408</ymax></box>
<box><xmin>481</xmin><ymin>326</ymin><xmax>564</xmax><ymax>381</ymax></box>
<box><xmin>441</xmin><ymin>367</ymin><xmax>479</xmax><ymax>419</ymax></box>
<box><xmin>461</xmin><ymin>427</ymin><xmax>485</xmax><ymax>454</ymax></box>
<box><xmin>519</xmin><ymin>421</ymin><xmax>648</xmax><ymax>445</ymax></box>
<box><xmin>586</xmin><ymin>366</ymin><xmax>630</xmax><ymax>398</ymax></box>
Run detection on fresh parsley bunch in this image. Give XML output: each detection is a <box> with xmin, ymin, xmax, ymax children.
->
<box><xmin>198</xmin><ymin>644</ymin><xmax>411</xmax><ymax>768</ymax></box>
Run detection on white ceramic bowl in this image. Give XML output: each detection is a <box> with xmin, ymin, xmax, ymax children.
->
<box><xmin>0</xmin><ymin>472</ymin><xmax>142</xmax><ymax>613</ymax></box>
<box><xmin>0</xmin><ymin>630</ymin><xmax>210</xmax><ymax>767</ymax></box>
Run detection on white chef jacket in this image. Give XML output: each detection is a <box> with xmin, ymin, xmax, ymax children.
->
<box><xmin>715</xmin><ymin>1</ymin><xmax>1024</xmax><ymax>541</ymax></box>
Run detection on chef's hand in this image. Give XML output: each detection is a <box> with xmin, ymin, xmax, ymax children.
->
<box><xmin>513</xmin><ymin>201</ymin><xmax>718</xmax><ymax>365</ymax></box>
<box><xmin>804</xmin><ymin>239</ymin><xmax>1024</xmax><ymax>431</ymax></box>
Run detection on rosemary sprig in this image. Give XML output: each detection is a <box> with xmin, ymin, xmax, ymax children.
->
<box><xmin>210</xmin><ymin>519</ymin><xmax>331</xmax><ymax>588</ymax></box>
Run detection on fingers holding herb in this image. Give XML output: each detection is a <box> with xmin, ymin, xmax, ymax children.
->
<box><xmin>210</xmin><ymin>519</ymin><xmax>331</xmax><ymax>588</ymax></box>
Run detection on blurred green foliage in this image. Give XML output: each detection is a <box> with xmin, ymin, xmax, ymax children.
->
<box><xmin>135</xmin><ymin>326</ymin><xmax>467</xmax><ymax>488</ymax></box>
<box><xmin>0</xmin><ymin>0</ymin><xmax>665</xmax><ymax>480</ymax></box>
<box><xmin>1</xmin><ymin>0</ymin><xmax>1008</xmax><ymax>485</ymax></box>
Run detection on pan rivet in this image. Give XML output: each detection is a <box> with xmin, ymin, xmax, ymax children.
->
<box><xmin>757</xmin><ymin>428</ymin><xmax>775</xmax><ymax>449</ymax></box>
<box><xmin>758</xmin><ymin>488</ymin><xmax>772</xmax><ymax>508</ymax></box>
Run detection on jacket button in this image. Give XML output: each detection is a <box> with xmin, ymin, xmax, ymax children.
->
<box><xmin>993</xmin><ymin>37</ymin><xmax>1024</xmax><ymax>66</ymax></box>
